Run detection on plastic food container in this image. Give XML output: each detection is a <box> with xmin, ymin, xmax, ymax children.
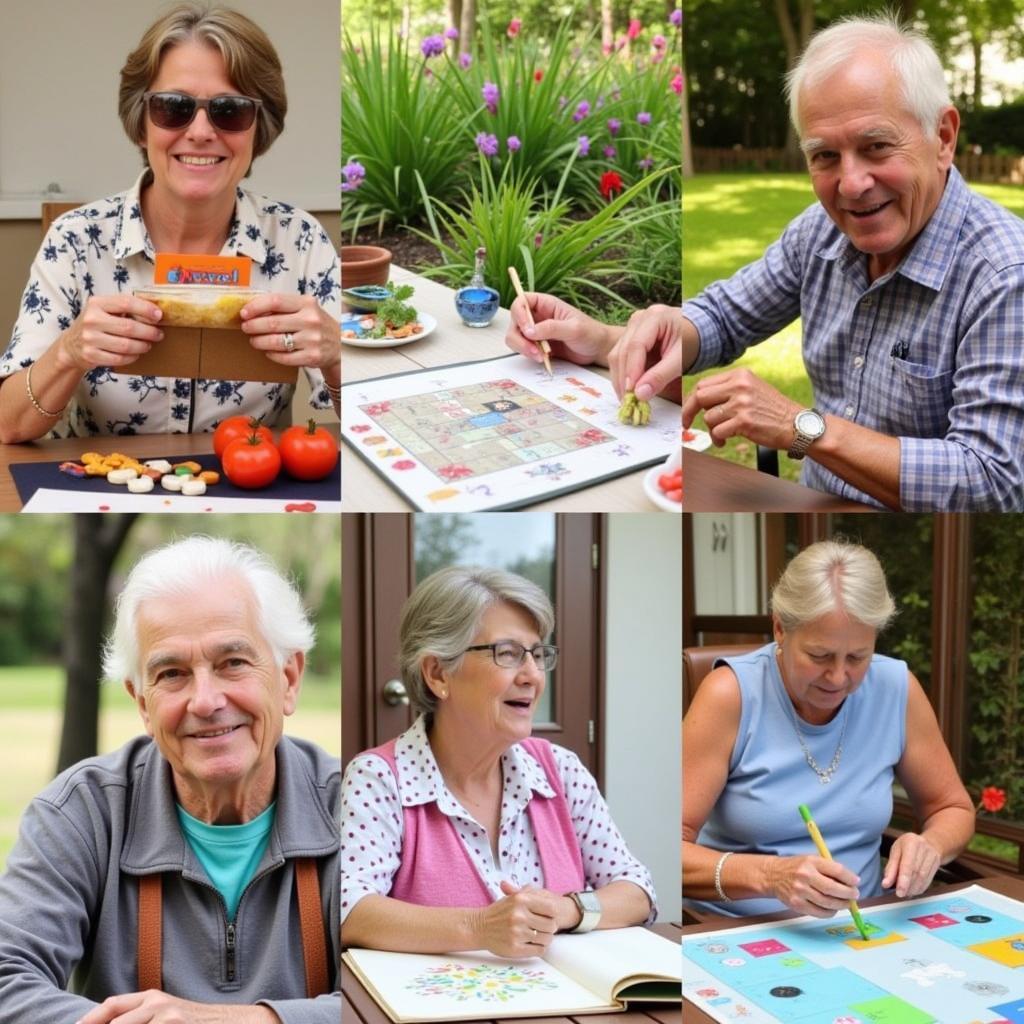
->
<box><xmin>133</xmin><ymin>285</ymin><xmax>264</xmax><ymax>329</ymax></box>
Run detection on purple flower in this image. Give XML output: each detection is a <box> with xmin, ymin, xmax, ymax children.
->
<box><xmin>603</xmin><ymin>145</ymin><xmax>617</xmax><ymax>159</ymax></box>
<box><xmin>475</xmin><ymin>132</ymin><xmax>499</xmax><ymax>157</ymax></box>
<box><xmin>507</xmin><ymin>135</ymin><xmax>522</xmax><ymax>151</ymax></box>
<box><xmin>420</xmin><ymin>34</ymin><xmax>445</xmax><ymax>58</ymax></box>
<box><xmin>637</xmin><ymin>111</ymin><xmax>652</xmax><ymax>126</ymax></box>
<box><xmin>652</xmin><ymin>34</ymin><xmax>666</xmax><ymax>49</ymax></box>
<box><xmin>607</xmin><ymin>117</ymin><xmax>622</xmax><ymax>136</ymax></box>
<box><xmin>482</xmin><ymin>81</ymin><xmax>500</xmax><ymax>114</ymax></box>
<box><xmin>572</xmin><ymin>100</ymin><xmax>591</xmax><ymax>123</ymax></box>
<box><xmin>534</xmin><ymin>232</ymin><xmax>544</xmax><ymax>248</ymax></box>
<box><xmin>459</xmin><ymin>52</ymin><xmax>472</xmax><ymax>69</ymax></box>
<box><xmin>670</xmin><ymin>8</ymin><xmax>682</xmax><ymax>27</ymax></box>
<box><xmin>341</xmin><ymin>160</ymin><xmax>366</xmax><ymax>192</ymax></box>
<box><xmin>578</xmin><ymin>135</ymin><xmax>590</xmax><ymax>157</ymax></box>
<box><xmin>444</xmin><ymin>26</ymin><xmax>459</xmax><ymax>39</ymax></box>
<box><xmin>638</xmin><ymin>155</ymin><xmax>654</xmax><ymax>170</ymax></box>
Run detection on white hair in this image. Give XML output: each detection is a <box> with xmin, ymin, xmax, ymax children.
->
<box><xmin>102</xmin><ymin>536</ymin><xmax>315</xmax><ymax>684</ymax></box>
<box><xmin>785</xmin><ymin>13</ymin><xmax>951</xmax><ymax>138</ymax></box>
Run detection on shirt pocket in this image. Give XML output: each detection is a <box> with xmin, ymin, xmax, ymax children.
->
<box><xmin>890</xmin><ymin>354</ymin><xmax>954</xmax><ymax>433</ymax></box>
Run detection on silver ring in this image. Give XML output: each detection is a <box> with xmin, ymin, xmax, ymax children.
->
<box><xmin>282</xmin><ymin>332</ymin><xmax>295</xmax><ymax>352</ymax></box>
<box><xmin>531</xmin><ymin>928</ymin><xmax>537</xmax><ymax>939</ymax></box>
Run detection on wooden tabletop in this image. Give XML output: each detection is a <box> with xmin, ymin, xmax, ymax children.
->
<box><xmin>682</xmin><ymin>448</ymin><xmax>873</xmax><ymax>512</ymax></box>
<box><xmin>341</xmin><ymin>265</ymin><xmax>680</xmax><ymax>511</ymax></box>
<box><xmin>0</xmin><ymin>427</ymin><xmax>340</xmax><ymax>511</ymax></box>
<box><xmin>681</xmin><ymin>876</ymin><xmax>1024</xmax><ymax>1024</ymax></box>
<box><xmin>343</xmin><ymin>923</ymin><xmax>682</xmax><ymax>1024</ymax></box>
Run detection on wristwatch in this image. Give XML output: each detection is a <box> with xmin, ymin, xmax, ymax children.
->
<box><xmin>787</xmin><ymin>407</ymin><xmax>826</xmax><ymax>459</ymax></box>
<box><xmin>568</xmin><ymin>890</ymin><xmax>602</xmax><ymax>933</ymax></box>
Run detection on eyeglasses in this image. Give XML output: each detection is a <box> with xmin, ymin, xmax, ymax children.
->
<box><xmin>144</xmin><ymin>91</ymin><xmax>262</xmax><ymax>133</ymax></box>
<box><xmin>464</xmin><ymin>640</ymin><xmax>559</xmax><ymax>671</ymax></box>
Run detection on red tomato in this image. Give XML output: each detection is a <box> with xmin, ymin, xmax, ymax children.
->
<box><xmin>213</xmin><ymin>415</ymin><xmax>274</xmax><ymax>458</ymax></box>
<box><xmin>221</xmin><ymin>433</ymin><xmax>281</xmax><ymax>489</ymax></box>
<box><xmin>278</xmin><ymin>419</ymin><xmax>339</xmax><ymax>481</ymax></box>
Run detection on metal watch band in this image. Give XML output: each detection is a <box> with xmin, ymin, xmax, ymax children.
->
<box><xmin>787</xmin><ymin>408</ymin><xmax>825</xmax><ymax>460</ymax></box>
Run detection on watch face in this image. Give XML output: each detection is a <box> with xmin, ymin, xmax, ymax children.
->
<box><xmin>796</xmin><ymin>410</ymin><xmax>825</xmax><ymax>438</ymax></box>
<box><xmin>577</xmin><ymin>890</ymin><xmax>601</xmax><ymax>914</ymax></box>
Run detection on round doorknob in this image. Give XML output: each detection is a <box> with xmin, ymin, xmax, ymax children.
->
<box><xmin>382</xmin><ymin>679</ymin><xmax>410</xmax><ymax>706</ymax></box>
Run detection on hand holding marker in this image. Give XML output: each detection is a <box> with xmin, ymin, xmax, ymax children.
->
<box><xmin>798</xmin><ymin>804</ymin><xmax>870</xmax><ymax>940</ymax></box>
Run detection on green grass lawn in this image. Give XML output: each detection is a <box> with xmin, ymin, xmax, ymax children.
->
<box><xmin>683</xmin><ymin>173</ymin><xmax>1024</xmax><ymax>481</ymax></box>
<box><xmin>0</xmin><ymin>666</ymin><xmax>339</xmax><ymax>868</ymax></box>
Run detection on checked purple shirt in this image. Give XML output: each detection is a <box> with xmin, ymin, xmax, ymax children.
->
<box><xmin>684</xmin><ymin>167</ymin><xmax>1024</xmax><ymax>510</ymax></box>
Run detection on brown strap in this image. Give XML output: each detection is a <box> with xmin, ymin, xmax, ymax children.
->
<box><xmin>137</xmin><ymin>873</ymin><xmax>163</xmax><ymax>991</ymax></box>
<box><xmin>295</xmin><ymin>857</ymin><xmax>329</xmax><ymax>997</ymax></box>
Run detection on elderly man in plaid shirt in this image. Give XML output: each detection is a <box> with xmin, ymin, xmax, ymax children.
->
<box><xmin>682</xmin><ymin>14</ymin><xmax>1024</xmax><ymax>511</ymax></box>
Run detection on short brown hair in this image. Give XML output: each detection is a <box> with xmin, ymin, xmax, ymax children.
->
<box><xmin>119</xmin><ymin>2</ymin><xmax>287</xmax><ymax>169</ymax></box>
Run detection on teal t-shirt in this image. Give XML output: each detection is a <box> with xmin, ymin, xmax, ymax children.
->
<box><xmin>176</xmin><ymin>801</ymin><xmax>276</xmax><ymax>920</ymax></box>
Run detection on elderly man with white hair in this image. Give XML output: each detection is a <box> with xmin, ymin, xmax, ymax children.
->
<box><xmin>0</xmin><ymin>537</ymin><xmax>339</xmax><ymax>1024</ymax></box>
<box><xmin>682</xmin><ymin>14</ymin><xmax>1024</xmax><ymax>511</ymax></box>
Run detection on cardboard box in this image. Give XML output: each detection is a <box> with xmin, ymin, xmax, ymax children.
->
<box><xmin>130</xmin><ymin>326</ymin><xmax>298</xmax><ymax>384</ymax></box>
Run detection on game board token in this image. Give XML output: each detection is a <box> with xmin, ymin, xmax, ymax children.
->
<box><xmin>126</xmin><ymin>476</ymin><xmax>155</xmax><ymax>494</ymax></box>
<box><xmin>181</xmin><ymin>479</ymin><xmax>207</xmax><ymax>496</ymax></box>
<box><xmin>161</xmin><ymin>475</ymin><xmax>183</xmax><ymax>492</ymax></box>
<box><xmin>107</xmin><ymin>468</ymin><xmax>139</xmax><ymax>484</ymax></box>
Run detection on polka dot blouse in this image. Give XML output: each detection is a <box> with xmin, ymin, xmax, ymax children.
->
<box><xmin>340</xmin><ymin>716</ymin><xmax>657</xmax><ymax>924</ymax></box>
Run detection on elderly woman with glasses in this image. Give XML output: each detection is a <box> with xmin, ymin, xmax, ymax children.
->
<box><xmin>0</xmin><ymin>3</ymin><xmax>340</xmax><ymax>443</ymax></box>
<box><xmin>340</xmin><ymin>567</ymin><xmax>656</xmax><ymax>957</ymax></box>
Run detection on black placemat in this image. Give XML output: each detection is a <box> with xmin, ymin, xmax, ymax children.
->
<box><xmin>11</xmin><ymin>452</ymin><xmax>339</xmax><ymax>506</ymax></box>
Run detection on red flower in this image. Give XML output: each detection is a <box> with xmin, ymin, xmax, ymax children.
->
<box><xmin>507</xmin><ymin>18</ymin><xmax>522</xmax><ymax>38</ymax></box>
<box><xmin>980</xmin><ymin>786</ymin><xmax>1007</xmax><ymax>813</ymax></box>
<box><xmin>627</xmin><ymin>18</ymin><xmax>642</xmax><ymax>40</ymax></box>
<box><xmin>534</xmin><ymin>69</ymin><xmax>543</xmax><ymax>82</ymax></box>
<box><xmin>600</xmin><ymin>171</ymin><xmax>623</xmax><ymax>199</ymax></box>
<box><xmin>671</xmin><ymin>73</ymin><xmax>683</xmax><ymax>96</ymax></box>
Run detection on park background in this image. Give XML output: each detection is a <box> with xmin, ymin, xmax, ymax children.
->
<box><xmin>682</xmin><ymin>0</ymin><xmax>1024</xmax><ymax>480</ymax></box>
<box><xmin>341</xmin><ymin>0</ymin><xmax>682</xmax><ymax>319</ymax></box>
<box><xmin>0</xmin><ymin>514</ymin><xmax>340</xmax><ymax>869</ymax></box>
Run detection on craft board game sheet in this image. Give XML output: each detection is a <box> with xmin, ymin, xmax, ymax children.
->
<box><xmin>683</xmin><ymin>884</ymin><xmax>1024</xmax><ymax>1024</ymax></box>
<box><xmin>20</xmin><ymin>489</ymin><xmax>341</xmax><ymax>513</ymax></box>
<box><xmin>340</xmin><ymin>354</ymin><xmax>679</xmax><ymax>511</ymax></box>
<box><xmin>344</xmin><ymin>925</ymin><xmax>682</xmax><ymax>1022</ymax></box>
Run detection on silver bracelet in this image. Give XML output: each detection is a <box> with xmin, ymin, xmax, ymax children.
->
<box><xmin>25</xmin><ymin>362</ymin><xmax>66</xmax><ymax>419</ymax></box>
<box><xmin>714</xmin><ymin>851</ymin><xmax>735</xmax><ymax>903</ymax></box>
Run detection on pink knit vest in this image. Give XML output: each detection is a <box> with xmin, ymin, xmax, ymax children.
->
<box><xmin>367</xmin><ymin>736</ymin><xmax>585</xmax><ymax>908</ymax></box>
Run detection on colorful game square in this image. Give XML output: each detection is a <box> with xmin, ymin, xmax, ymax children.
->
<box><xmin>966</xmin><ymin>932</ymin><xmax>1024</xmax><ymax>968</ymax></box>
<box><xmin>990</xmin><ymin>999</ymin><xmax>1024</xmax><ymax>1024</ymax></box>
<box><xmin>846</xmin><ymin>932</ymin><xmax>907</xmax><ymax>951</ymax></box>
<box><xmin>848</xmin><ymin>994</ymin><xmax>936</xmax><ymax>1023</ymax></box>
<box><xmin>908</xmin><ymin>913</ymin><xmax>958</xmax><ymax>930</ymax></box>
<box><xmin>740</xmin><ymin>939</ymin><xmax>792</xmax><ymax>958</ymax></box>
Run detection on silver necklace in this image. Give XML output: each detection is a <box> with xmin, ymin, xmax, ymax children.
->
<box><xmin>776</xmin><ymin>647</ymin><xmax>848</xmax><ymax>784</ymax></box>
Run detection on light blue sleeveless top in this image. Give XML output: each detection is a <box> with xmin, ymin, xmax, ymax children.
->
<box><xmin>690</xmin><ymin>643</ymin><xmax>908</xmax><ymax>917</ymax></box>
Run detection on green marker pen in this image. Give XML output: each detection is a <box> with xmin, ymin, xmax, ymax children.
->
<box><xmin>798</xmin><ymin>804</ymin><xmax>870</xmax><ymax>941</ymax></box>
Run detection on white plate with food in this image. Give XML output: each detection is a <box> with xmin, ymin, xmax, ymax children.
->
<box><xmin>683</xmin><ymin>427</ymin><xmax>712</xmax><ymax>451</ymax></box>
<box><xmin>340</xmin><ymin>311</ymin><xmax>437</xmax><ymax>348</ymax></box>
<box><xmin>643</xmin><ymin>448</ymin><xmax>682</xmax><ymax>512</ymax></box>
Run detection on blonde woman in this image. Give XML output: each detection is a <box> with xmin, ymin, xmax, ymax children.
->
<box><xmin>683</xmin><ymin>540</ymin><xmax>973</xmax><ymax>918</ymax></box>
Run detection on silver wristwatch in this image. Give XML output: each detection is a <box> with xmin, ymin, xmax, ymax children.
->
<box><xmin>787</xmin><ymin>407</ymin><xmax>826</xmax><ymax>459</ymax></box>
<box><xmin>568</xmin><ymin>890</ymin><xmax>602</xmax><ymax>933</ymax></box>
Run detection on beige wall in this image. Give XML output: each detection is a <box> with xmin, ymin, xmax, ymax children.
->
<box><xmin>1</xmin><ymin>210</ymin><xmax>341</xmax><ymax>423</ymax></box>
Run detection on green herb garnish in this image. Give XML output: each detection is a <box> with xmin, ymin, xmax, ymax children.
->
<box><xmin>369</xmin><ymin>283</ymin><xmax>417</xmax><ymax>339</ymax></box>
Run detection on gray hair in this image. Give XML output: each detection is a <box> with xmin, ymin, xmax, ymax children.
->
<box><xmin>771</xmin><ymin>540</ymin><xmax>896</xmax><ymax>633</ymax></box>
<box><xmin>399</xmin><ymin>566</ymin><xmax>554</xmax><ymax>718</ymax></box>
<box><xmin>785</xmin><ymin>14</ymin><xmax>951</xmax><ymax>138</ymax></box>
<box><xmin>102</xmin><ymin>536</ymin><xmax>314</xmax><ymax>684</ymax></box>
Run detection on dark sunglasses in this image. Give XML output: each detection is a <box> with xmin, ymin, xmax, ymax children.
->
<box><xmin>143</xmin><ymin>91</ymin><xmax>262</xmax><ymax>133</ymax></box>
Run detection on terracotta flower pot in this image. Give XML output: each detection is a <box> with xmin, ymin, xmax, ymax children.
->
<box><xmin>340</xmin><ymin>245</ymin><xmax>392</xmax><ymax>289</ymax></box>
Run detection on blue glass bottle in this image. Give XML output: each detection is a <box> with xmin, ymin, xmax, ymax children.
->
<box><xmin>454</xmin><ymin>247</ymin><xmax>500</xmax><ymax>327</ymax></box>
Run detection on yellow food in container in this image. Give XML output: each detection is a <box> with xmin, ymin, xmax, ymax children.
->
<box><xmin>133</xmin><ymin>285</ymin><xmax>264</xmax><ymax>329</ymax></box>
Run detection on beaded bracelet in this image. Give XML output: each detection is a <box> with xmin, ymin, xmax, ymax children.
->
<box><xmin>25</xmin><ymin>362</ymin><xmax>66</xmax><ymax>419</ymax></box>
<box><xmin>714</xmin><ymin>850</ymin><xmax>735</xmax><ymax>903</ymax></box>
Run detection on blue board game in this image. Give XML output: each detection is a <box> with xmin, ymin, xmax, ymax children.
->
<box><xmin>683</xmin><ymin>885</ymin><xmax>1024</xmax><ymax>1024</ymax></box>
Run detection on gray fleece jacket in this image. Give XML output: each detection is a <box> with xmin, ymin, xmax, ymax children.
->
<box><xmin>0</xmin><ymin>734</ymin><xmax>339</xmax><ymax>1024</ymax></box>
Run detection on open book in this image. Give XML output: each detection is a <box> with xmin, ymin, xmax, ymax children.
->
<box><xmin>343</xmin><ymin>926</ymin><xmax>681</xmax><ymax>1022</ymax></box>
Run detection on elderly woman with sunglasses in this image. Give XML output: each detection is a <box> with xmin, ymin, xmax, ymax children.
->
<box><xmin>341</xmin><ymin>567</ymin><xmax>656</xmax><ymax>957</ymax></box>
<box><xmin>0</xmin><ymin>3</ymin><xmax>340</xmax><ymax>443</ymax></box>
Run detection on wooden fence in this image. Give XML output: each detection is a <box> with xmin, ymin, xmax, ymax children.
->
<box><xmin>693</xmin><ymin>146</ymin><xmax>1024</xmax><ymax>185</ymax></box>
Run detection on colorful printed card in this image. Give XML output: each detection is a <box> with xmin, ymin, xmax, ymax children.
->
<box><xmin>340</xmin><ymin>355</ymin><xmax>680</xmax><ymax>510</ymax></box>
<box><xmin>343</xmin><ymin>926</ymin><xmax>681</xmax><ymax>1022</ymax></box>
<box><xmin>683</xmin><ymin>884</ymin><xmax>1024</xmax><ymax>1024</ymax></box>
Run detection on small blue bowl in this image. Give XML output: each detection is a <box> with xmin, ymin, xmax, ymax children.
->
<box><xmin>455</xmin><ymin>285</ymin><xmax>500</xmax><ymax>327</ymax></box>
<box><xmin>341</xmin><ymin>284</ymin><xmax>392</xmax><ymax>312</ymax></box>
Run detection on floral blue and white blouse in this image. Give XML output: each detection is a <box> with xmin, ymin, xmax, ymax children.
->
<box><xmin>0</xmin><ymin>172</ymin><xmax>340</xmax><ymax>437</ymax></box>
